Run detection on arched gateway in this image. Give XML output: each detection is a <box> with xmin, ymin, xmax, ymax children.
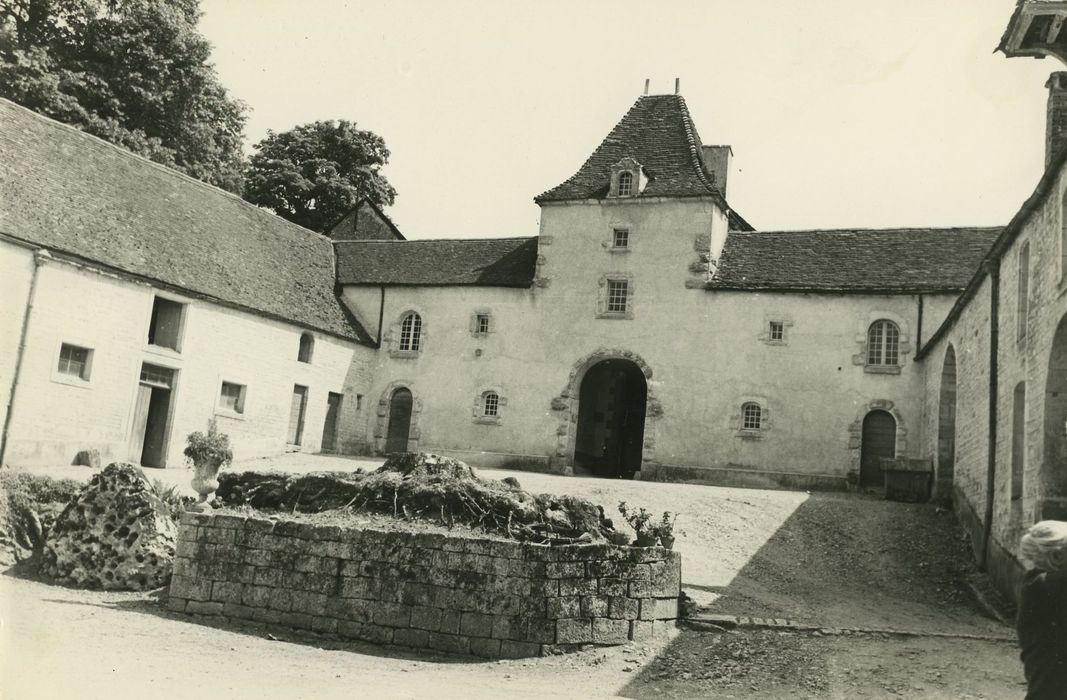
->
<box><xmin>574</xmin><ymin>359</ymin><xmax>648</xmax><ymax>478</ymax></box>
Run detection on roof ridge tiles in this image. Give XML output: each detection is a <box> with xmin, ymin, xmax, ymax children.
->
<box><xmin>743</xmin><ymin>226</ymin><xmax>1004</xmax><ymax>235</ymax></box>
<box><xmin>333</xmin><ymin>235</ymin><xmax>536</xmax><ymax>244</ymax></box>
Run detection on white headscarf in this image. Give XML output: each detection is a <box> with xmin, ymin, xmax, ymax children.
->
<box><xmin>1020</xmin><ymin>520</ymin><xmax>1067</xmax><ymax>572</ymax></box>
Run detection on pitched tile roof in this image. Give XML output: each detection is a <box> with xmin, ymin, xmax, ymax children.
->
<box><xmin>535</xmin><ymin>94</ymin><xmax>730</xmax><ymax>204</ymax></box>
<box><xmin>708</xmin><ymin>227</ymin><xmax>1002</xmax><ymax>293</ymax></box>
<box><xmin>0</xmin><ymin>99</ymin><xmax>370</xmax><ymax>343</ymax></box>
<box><xmin>327</xmin><ymin>199</ymin><xmax>406</xmax><ymax>241</ymax></box>
<box><xmin>335</xmin><ymin>237</ymin><xmax>537</xmax><ymax>287</ymax></box>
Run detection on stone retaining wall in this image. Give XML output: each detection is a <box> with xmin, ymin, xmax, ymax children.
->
<box><xmin>168</xmin><ymin>512</ymin><xmax>682</xmax><ymax>658</ymax></box>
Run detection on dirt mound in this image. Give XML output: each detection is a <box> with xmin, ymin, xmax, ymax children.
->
<box><xmin>215</xmin><ymin>452</ymin><xmax>615</xmax><ymax>543</ymax></box>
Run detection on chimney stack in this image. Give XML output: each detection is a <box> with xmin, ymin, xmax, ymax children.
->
<box><xmin>701</xmin><ymin>145</ymin><xmax>733</xmax><ymax>198</ymax></box>
<box><xmin>644</xmin><ymin>78</ymin><xmax>650</xmax><ymax>95</ymax></box>
<box><xmin>1047</xmin><ymin>72</ymin><xmax>1067</xmax><ymax>167</ymax></box>
<box><xmin>675</xmin><ymin>78</ymin><xmax>680</xmax><ymax>95</ymax></box>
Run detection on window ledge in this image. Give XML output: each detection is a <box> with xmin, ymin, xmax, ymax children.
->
<box><xmin>389</xmin><ymin>349</ymin><xmax>421</xmax><ymax>360</ymax></box>
<box><xmin>762</xmin><ymin>339</ymin><xmax>787</xmax><ymax>347</ymax></box>
<box><xmin>144</xmin><ymin>344</ymin><xmax>183</xmax><ymax>360</ymax></box>
<box><xmin>735</xmin><ymin>429</ymin><xmax>764</xmax><ymax>440</ymax></box>
<box><xmin>864</xmin><ymin>365</ymin><xmax>902</xmax><ymax>375</ymax></box>
<box><xmin>473</xmin><ymin>416</ymin><xmax>502</xmax><ymax>426</ymax></box>
<box><xmin>50</xmin><ymin>375</ymin><xmax>92</xmax><ymax>390</ymax></box>
<box><xmin>214</xmin><ymin>410</ymin><xmax>246</xmax><ymax>422</ymax></box>
<box><xmin>596</xmin><ymin>311</ymin><xmax>635</xmax><ymax>320</ymax></box>
<box><xmin>608</xmin><ymin>247</ymin><xmax>631</xmax><ymax>254</ymax></box>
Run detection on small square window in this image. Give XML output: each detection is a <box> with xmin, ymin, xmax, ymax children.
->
<box><xmin>356</xmin><ymin>394</ymin><xmax>364</xmax><ymax>410</ymax></box>
<box><xmin>607</xmin><ymin>280</ymin><xmax>629</xmax><ymax>313</ymax></box>
<box><xmin>57</xmin><ymin>343</ymin><xmax>92</xmax><ymax>381</ymax></box>
<box><xmin>742</xmin><ymin>403</ymin><xmax>762</xmax><ymax>431</ymax></box>
<box><xmin>219</xmin><ymin>381</ymin><xmax>246</xmax><ymax>414</ymax></box>
<box><xmin>613</xmin><ymin>228</ymin><xmax>630</xmax><ymax>249</ymax></box>
<box><xmin>476</xmin><ymin>314</ymin><xmax>490</xmax><ymax>335</ymax></box>
<box><xmin>769</xmin><ymin>321</ymin><xmax>784</xmax><ymax>342</ymax></box>
<box><xmin>148</xmin><ymin>297</ymin><xmax>184</xmax><ymax>351</ymax></box>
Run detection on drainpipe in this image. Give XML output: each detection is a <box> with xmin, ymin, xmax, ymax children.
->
<box><xmin>916</xmin><ymin>294</ymin><xmax>924</xmax><ymax>352</ymax></box>
<box><xmin>979</xmin><ymin>261</ymin><xmax>1001</xmax><ymax>572</ymax></box>
<box><xmin>0</xmin><ymin>249</ymin><xmax>50</xmax><ymax>467</ymax></box>
<box><xmin>377</xmin><ymin>285</ymin><xmax>386</xmax><ymax>348</ymax></box>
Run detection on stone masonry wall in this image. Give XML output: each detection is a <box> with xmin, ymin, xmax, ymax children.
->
<box><xmin>168</xmin><ymin>512</ymin><xmax>682</xmax><ymax>658</ymax></box>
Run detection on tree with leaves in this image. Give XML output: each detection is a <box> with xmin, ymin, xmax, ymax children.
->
<box><xmin>0</xmin><ymin>0</ymin><xmax>247</xmax><ymax>193</ymax></box>
<box><xmin>243</xmin><ymin>120</ymin><xmax>397</xmax><ymax>233</ymax></box>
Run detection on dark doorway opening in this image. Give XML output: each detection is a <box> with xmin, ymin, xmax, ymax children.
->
<box><xmin>385</xmin><ymin>387</ymin><xmax>413</xmax><ymax>453</ymax></box>
<box><xmin>288</xmin><ymin>385</ymin><xmax>308</xmax><ymax>446</ymax></box>
<box><xmin>130</xmin><ymin>363</ymin><xmax>175</xmax><ymax>468</ymax></box>
<box><xmin>1043</xmin><ymin>315</ymin><xmax>1067</xmax><ymax>519</ymax></box>
<box><xmin>860</xmin><ymin>410</ymin><xmax>896</xmax><ymax>488</ymax></box>
<box><xmin>321</xmin><ymin>392</ymin><xmax>343</xmax><ymax>452</ymax></box>
<box><xmin>937</xmin><ymin>346</ymin><xmax>957</xmax><ymax>495</ymax></box>
<box><xmin>574</xmin><ymin>359</ymin><xmax>647</xmax><ymax>478</ymax></box>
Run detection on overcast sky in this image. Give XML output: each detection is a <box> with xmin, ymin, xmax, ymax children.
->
<box><xmin>199</xmin><ymin>0</ymin><xmax>1055</xmax><ymax>240</ymax></box>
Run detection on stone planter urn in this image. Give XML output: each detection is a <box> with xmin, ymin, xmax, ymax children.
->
<box><xmin>189</xmin><ymin>460</ymin><xmax>222</xmax><ymax>512</ymax></box>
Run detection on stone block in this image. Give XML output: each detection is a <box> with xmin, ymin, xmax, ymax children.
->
<box><xmin>545</xmin><ymin>596</ymin><xmax>580</xmax><ymax>619</ymax></box>
<box><xmin>340</xmin><ymin>577</ymin><xmax>380</xmax><ymax>600</ymax></box>
<box><xmin>592</xmin><ymin>618</ymin><xmax>630</xmax><ymax>645</ymax></box>
<box><xmin>616</xmin><ymin>562</ymin><xmax>652</xmax><ymax>581</ymax></box>
<box><xmin>509</xmin><ymin>559</ymin><xmax>546</xmax><ymax>578</ymax></box>
<box><xmin>222</xmin><ymin>602</ymin><xmax>256</xmax><ymax>620</ymax></box>
<box><xmin>243</xmin><ymin>518</ymin><xmax>275</xmax><ymax>533</ymax></box>
<box><xmin>491</xmin><ymin>615</ymin><xmax>522</xmax><ymax>640</ymax></box>
<box><xmin>498</xmin><ymin>640</ymin><xmax>542</xmax><ymax>659</ymax></box>
<box><xmin>310</xmin><ymin>525</ymin><xmax>343</xmax><ymax>541</ymax></box>
<box><xmin>393</xmin><ymin>628</ymin><xmax>430</xmax><ymax>649</ymax></box>
<box><xmin>267</xmin><ymin>587</ymin><xmax>293</xmax><ymax>612</ymax></box>
<box><xmin>372</xmin><ymin>603</ymin><xmax>412</xmax><ymax>628</ymax></box>
<box><xmin>241</xmin><ymin>585</ymin><xmax>273</xmax><ymax>608</ymax></box>
<box><xmin>230</xmin><ymin>564</ymin><xmax>258</xmax><ymax>584</ymax></box>
<box><xmin>608</xmin><ymin>597</ymin><xmax>640</xmax><ymax>620</ymax></box>
<box><xmin>427</xmin><ymin>633</ymin><xmax>471</xmax><ymax>655</ymax></box>
<box><xmin>212</xmin><ymin>514</ymin><xmax>247</xmax><ymax>530</ymax></box>
<box><xmin>289</xmin><ymin>590</ymin><xmax>328</xmax><ymax>616</ymax></box>
<box><xmin>649</xmin><ymin>560</ymin><xmax>681</xmax><ymax>596</ymax></box>
<box><xmin>166</xmin><ymin>596</ymin><xmax>187</xmax><ymax>613</ymax></box>
<box><xmin>175</xmin><ymin>539</ymin><xmax>200</xmax><ymax>559</ymax></box>
<box><xmin>333</xmin><ymin>598</ymin><xmax>373</xmax><ymax>623</ymax></box>
<box><xmin>523</xmin><ymin>546</ymin><xmax>554</xmax><ymax>562</ymax></box>
<box><xmin>170</xmin><ymin>575</ymin><xmax>212</xmax><ymax>602</ymax></box>
<box><xmin>469</xmin><ymin>637</ymin><xmax>502</xmax><ymax>658</ymax></box>
<box><xmin>177</xmin><ymin>524</ymin><xmax>197</xmax><ymax>542</ymax></box>
<box><xmin>275</xmin><ymin>611</ymin><xmax>311</xmax><ymax>629</ymax></box>
<box><xmin>410</xmin><ymin>605</ymin><xmax>443</xmax><ymax>631</ymax></box>
<box><xmin>587</xmin><ymin>560</ymin><xmax>619</xmax><ymax>578</ymax></box>
<box><xmin>302</xmin><ymin>572</ymin><xmax>337</xmax><ymax>596</ymax></box>
<box><xmin>337</xmin><ymin>620</ymin><xmax>365</xmax><ymax>640</ymax></box>
<box><xmin>545</xmin><ymin>562</ymin><xmax>585</xmax><ymax>579</ymax></box>
<box><xmin>439</xmin><ymin>610</ymin><xmax>462</xmax><ymax>635</ymax></box>
<box><xmin>311</xmin><ymin>616</ymin><xmax>338</xmax><ymax>635</ymax></box>
<box><xmin>399</xmin><ymin>582</ymin><xmax>435</xmax><ymax>607</ymax></box>
<box><xmin>640</xmin><ymin>597</ymin><xmax>679</xmax><ymax>620</ymax></box>
<box><xmin>488</xmin><ymin>541</ymin><xmax>521</xmax><ymax>559</ymax></box>
<box><xmin>210</xmin><ymin>581</ymin><xmax>244</xmax><ymax>604</ymax></box>
<box><xmin>243</xmin><ymin>548</ymin><xmax>273</xmax><ymax>567</ymax></box>
<box><xmin>171</xmin><ymin>557</ymin><xmax>197</xmax><ymax>579</ymax></box>
<box><xmin>273</xmin><ymin>521</ymin><xmax>316</xmax><ymax>539</ymax></box>
<box><xmin>308</xmin><ymin>539</ymin><xmax>349</xmax><ymax>559</ymax></box>
<box><xmin>525</xmin><ymin>619</ymin><xmax>557</xmax><ymax>644</ymax></box>
<box><xmin>629</xmin><ymin>579</ymin><xmax>657</xmax><ymax>598</ymax></box>
<box><xmin>253</xmin><ymin>567</ymin><xmax>285</xmax><ymax>587</ymax></box>
<box><xmin>559</xmin><ymin>578</ymin><xmax>597</xmax><ymax>596</ymax></box>
<box><xmin>598</xmin><ymin>578</ymin><xmax>628</xmax><ymax>596</ymax></box>
<box><xmin>252</xmin><ymin>607</ymin><xmax>282</xmax><ymax>624</ymax></box>
<box><xmin>580</xmin><ymin>595</ymin><xmax>610</xmax><ymax>618</ymax></box>
<box><xmin>181</xmin><ymin>512</ymin><xmax>212</xmax><ymax>527</ymax></box>
<box><xmin>556</xmin><ymin>618</ymin><xmax>593</xmax><ymax>644</ymax></box>
<box><xmin>411</xmin><ymin>532</ymin><xmax>446</xmax><ymax>549</ymax></box>
<box><xmin>340</xmin><ymin>560</ymin><xmax>363</xmax><ymax>577</ymax></box>
<box><xmin>460</xmin><ymin>611</ymin><xmax>494</xmax><ymax>638</ymax></box>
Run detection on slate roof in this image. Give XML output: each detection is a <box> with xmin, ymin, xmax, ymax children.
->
<box><xmin>708</xmin><ymin>227</ymin><xmax>1002</xmax><ymax>293</ymax></box>
<box><xmin>535</xmin><ymin>94</ymin><xmax>730</xmax><ymax>205</ymax></box>
<box><xmin>335</xmin><ymin>237</ymin><xmax>538</xmax><ymax>287</ymax></box>
<box><xmin>0</xmin><ymin>99</ymin><xmax>371</xmax><ymax>343</ymax></box>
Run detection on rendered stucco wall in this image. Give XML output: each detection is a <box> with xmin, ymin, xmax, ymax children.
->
<box><xmin>2</xmin><ymin>250</ymin><xmax>375</xmax><ymax>467</ymax></box>
<box><xmin>0</xmin><ymin>243</ymin><xmax>35</xmax><ymax>445</ymax></box>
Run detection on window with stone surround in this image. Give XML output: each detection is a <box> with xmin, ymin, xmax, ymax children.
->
<box><xmin>617</xmin><ymin>171</ymin><xmax>633</xmax><ymax>197</ymax></box>
<box><xmin>218</xmin><ymin>381</ymin><xmax>247</xmax><ymax>415</ymax></box>
<box><xmin>769</xmin><ymin>321</ymin><xmax>784</xmax><ymax>342</ymax></box>
<box><xmin>867</xmin><ymin>320</ymin><xmax>900</xmax><ymax>367</ymax></box>
<box><xmin>473</xmin><ymin>388</ymin><xmax>505</xmax><ymax>424</ymax></box>
<box><xmin>470</xmin><ymin>310</ymin><xmax>492</xmax><ymax>337</ymax></box>
<box><xmin>148</xmin><ymin>296</ymin><xmax>185</xmax><ymax>352</ymax></box>
<box><xmin>1018</xmin><ymin>241</ymin><xmax>1030</xmax><ymax>344</ymax></box>
<box><xmin>482</xmin><ymin>392</ymin><xmax>499</xmax><ymax>417</ymax></box>
<box><xmin>607</xmin><ymin>280</ymin><xmax>629</xmax><ymax>313</ymax></box>
<box><xmin>734</xmin><ymin>398</ymin><xmax>770</xmax><ymax>438</ymax></box>
<box><xmin>597</xmin><ymin>274</ymin><xmax>635</xmax><ymax>319</ymax></box>
<box><xmin>742</xmin><ymin>403</ymin><xmax>762</xmax><ymax>430</ymax></box>
<box><xmin>298</xmin><ymin>333</ymin><xmax>314</xmax><ymax>363</ymax></box>
<box><xmin>399</xmin><ymin>312</ymin><xmax>422</xmax><ymax>352</ymax></box>
<box><xmin>613</xmin><ymin>227</ymin><xmax>630</xmax><ymax>249</ymax></box>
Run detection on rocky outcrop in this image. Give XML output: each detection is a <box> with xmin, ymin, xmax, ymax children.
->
<box><xmin>43</xmin><ymin>462</ymin><xmax>177</xmax><ymax>590</ymax></box>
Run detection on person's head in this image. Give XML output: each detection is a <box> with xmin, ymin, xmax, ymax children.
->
<box><xmin>1021</xmin><ymin>520</ymin><xmax>1067</xmax><ymax>572</ymax></box>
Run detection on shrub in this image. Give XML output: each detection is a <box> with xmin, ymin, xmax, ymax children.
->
<box><xmin>183</xmin><ymin>420</ymin><xmax>233</xmax><ymax>470</ymax></box>
<box><xmin>151</xmin><ymin>479</ymin><xmax>194</xmax><ymax>523</ymax></box>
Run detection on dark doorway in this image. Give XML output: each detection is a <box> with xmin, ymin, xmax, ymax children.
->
<box><xmin>321</xmin><ymin>392</ymin><xmax>343</xmax><ymax>452</ymax></box>
<box><xmin>574</xmin><ymin>359</ymin><xmax>647</xmax><ymax>478</ymax></box>
<box><xmin>130</xmin><ymin>363</ymin><xmax>175</xmax><ymax>468</ymax></box>
<box><xmin>1043</xmin><ymin>315</ymin><xmax>1067</xmax><ymax>519</ymax></box>
<box><xmin>937</xmin><ymin>346</ymin><xmax>957</xmax><ymax>494</ymax></box>
<box><xmin>385</xmin><ymin>387</ymin><xmax>413</xmax><ymax>453</ymax></box>
<box><xmin>288</xmin><ymin>385</ymin><xmax>308</xmax><ymax>446</ymax></box>
<box><xmin>860</xmin><ymin>410</ymin><xmax>896</xmax><ymax>488</ymax></box>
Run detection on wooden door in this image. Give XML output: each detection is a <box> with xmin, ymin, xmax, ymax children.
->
<box><xmin>288</xmin><ymin>385</ymin><xmax>308</xmax><ymax>446</ymax></box>
<box><xmin>321</xmin><ymin>392</ymin><xmax>342</xmax><ymax>452</ymax></box>
<box><xmin>385</xmin><ymin>388</ymin><xmax>413</xmax><ymax>453</ymax></box>
<box><xmin>128</xmin><ymin>383</ymin><xmax>152</xmax><ymax>462</ymax></box>
<box><xmin>860</xmin><ymin>410</ymin><xmax>897</xmax><ymax>487</ymax></box>
<box><xmin>141</xmin><ymin>387</ymin><xmax>171</xmax><ymax>468</ymax></box>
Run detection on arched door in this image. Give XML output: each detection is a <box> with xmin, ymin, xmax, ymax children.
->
<box><xmin>574</xmin><ymin>359</ymin><xmax>647</xmax><ymax>478</ymax></box>
<box><xmin>385</xmin><ymin>388</ymin><xmax>413</xmax><ymax>453</ymax></box>
<box><xmin>860</xmin><ymin>410</ymin><xmax>896</xmax><ymax>488</ymax></box>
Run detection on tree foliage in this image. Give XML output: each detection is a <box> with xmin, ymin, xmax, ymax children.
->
<box><xmin>0</xmin><ymin>0</ymin><xmax>247</xmax><ymax>192</ymax></box>
<box><xmin>243</xmin><ymin>119</ymin><xmax>397</xmax><ymax>233</ymax></box>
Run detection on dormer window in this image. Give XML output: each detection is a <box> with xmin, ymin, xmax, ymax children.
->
<box><xmin>609</xmin><ymin>157</ymin><xmax>646</xmax><ymax>198</ymax></box>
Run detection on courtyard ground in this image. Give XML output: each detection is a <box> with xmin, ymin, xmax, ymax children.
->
<box><xmin>1</xmin><ymin>454</ymin><xmax>1025</xmax><ymax>698</ymax></box>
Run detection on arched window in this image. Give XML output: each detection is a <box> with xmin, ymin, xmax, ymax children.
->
<box><xmin>298</xmin><ymin>333</ymin><xmax>314</xmax><ymax>363</ymax></box>
<box><xmin>399</xmin><ymin>312</ymin><xmax>422</xmax><ymax>352</ymax></box>
<box><xmin>617</xmin><ymin>171</ymin><xmax>633</xmax><ymax>197</ymax></box>
<box><xmin>867</xmin><ymin>320</ymin><xmax>900</xmax><ymax>366</ymax></box>
<box><xmin>482</xmin><ymin>391</ymin><xmax>500</xmax><ymax>417</ymax></box>
<box><xmin>741</xmin><ymin>402</ymin><xmax>762</xmax><ymax>430</ymax></box>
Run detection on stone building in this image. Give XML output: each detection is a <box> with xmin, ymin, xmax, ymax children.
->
<box><xmin>2</xmin><ymin>0</ymin><xmax>1065</xmax><ymax>603</ymax></box>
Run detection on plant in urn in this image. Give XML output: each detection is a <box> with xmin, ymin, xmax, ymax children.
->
<box><xmin>183</xmin><ymin>420</ymin><xmax>233</xmax><ymax>512</ymax></box>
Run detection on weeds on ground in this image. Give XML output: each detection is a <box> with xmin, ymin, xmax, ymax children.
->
<box><xmin>0</xmin><ymin>471</ymin><xmax>82</xmax><ymax>560</ymax></box>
